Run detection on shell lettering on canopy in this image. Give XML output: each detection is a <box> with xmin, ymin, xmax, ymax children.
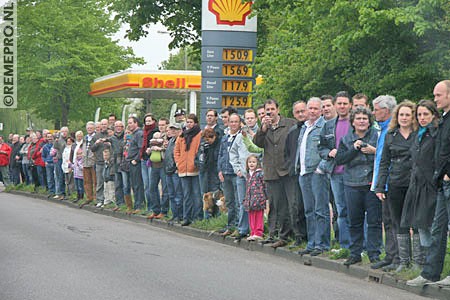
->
<box><xmin>208</xmin><ymin>0</ymin><xmax>252</xmax><ymax>26</ymax></box>
<box><xmin>142</xmin><ymin>77</ymin><xmax>186</xmax><ymax>89</ymax></box>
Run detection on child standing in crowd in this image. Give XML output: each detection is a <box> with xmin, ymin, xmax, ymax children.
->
<box><xmin>61</xmin><ymin>136</ymin><xmax>75</xmax><ymax>199</ymax></box>
<box><xmin>102</xmin><ymin>148</ymin><xmax>116</xmax><ymax>208</ymax></box>
<box><xmin>70</xmin><ymin>148</ymin><xmax>84</xmax><ymax>202</ymax></box>
<box><xmin>244</xmin><ymin>154</ymin><xmax>267</xmax><ymax>241</ymax></box>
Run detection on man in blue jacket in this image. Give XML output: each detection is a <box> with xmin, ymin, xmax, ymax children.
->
<box><xmin>370</xmin><ymin>95</ymin><xmax>397</xmax><ymax>270</ymax></box>
<box><xmin>297</xmin><ymin>97</ymin><xmax>328</xmax><ymax>256</ymax></box>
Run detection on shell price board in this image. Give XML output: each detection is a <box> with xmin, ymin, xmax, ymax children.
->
<box><xmin>201</xmin><ymin>0</ymin><xmax>257</xmax><ymax>119</ymax></box>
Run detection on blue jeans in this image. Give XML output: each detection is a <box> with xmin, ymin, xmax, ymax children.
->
<box><xmin>418</xmin><ymin>228</ymin><xmax>432</xmax><ymax>248</ymax></box>
<box><xmin>344</xmin><ymin>185</ymin><xmax>382</xmax><ymax>261</ymax></box>
<box><xmin>22</xmin><ymin>163</ymin><xmax>32</xmax><ymax>185</ymax></box>
<box><xmin>130</xmin><ymin>162</ymin><xmax>145</xmax><ymax>210</ymax></box>
<box><xmin>75</xmin><ymin>178</ymin><xmax>84</xmax><ymax>194</ymax></box>
<box><xmin>421</xmin><ymin>181</ymin><xmax>450</xmax><ymax>281</ymax></box>
<box><xmin>10</xmin><ymin>165</ymin><xmax>20</xmax><ymax>185</ymax></box>
<box><xmin>149</xmin><ymin>167</ymin><xmax>169</xmax><ymax>214</ymax></box>
<box><xmin>180</xmin><ymin>176</ymin><xmax>201</xmax><ymax>222</ymax></box>
<box><xmin>222</xmin><ymin>174</ymin><xmax>238</xmax><ymax>229</ymax></box>
<box><xmin>236</xmin><ymin>175</ymin><xmax>249</xmax><ymax>235</ymax></box>
<box><xmin>37</xmin><ymin>166</ymin><xmax>46</xmax><ymax>187</ymax></box>
<box><xmin>299</xmin><ymin>172</ymin><xmax>330</xmax><ymax>251</ymax></box>
<box><xmin>141</xmin><ymin>160</ymin><xmax>151</xmax><ymax>210</ymax></box>
<box><xmin>45</xmin><ymin>163</ymin><xmax>55</xmax><ymax>194</ymax></box>
<box><xmin>120</xmin><ymin>171</ymin><xmax>131</xmax><ymax>196</ymax></box>
<box><xmin>54</xmin><ymin>159</ymin><xmax>65</xmax><ymax>195</ymax></box>
<box><xmin>114</xmin><ymin>171</ymin><xmax>124</xmax><ymax>206</ymax></box>
<box><xmin>167</xmin><ymin>173</ymin><xmax>183</xmax><ymax>219</ymax></box>
<box><xmin>95</xmin><ymin>164</ymin><xmax>105</xmax><ymax>204</ymax></box>
<box><xmin>330</xmin><ymin>173</ymin><xmax>351</xmax><ymax>249</ymax></box>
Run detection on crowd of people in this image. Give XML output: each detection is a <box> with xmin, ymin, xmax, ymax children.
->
<box><xmin>1</xmin><ymin>80</ymin><xmax>450</xmax><ymax>287</ymax></box>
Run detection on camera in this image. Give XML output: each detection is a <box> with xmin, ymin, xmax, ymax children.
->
<box><xmin>266</xmin><ymin>112</ymin><xmax>271</xmax><ymax>116</ymax></box>
<box><xmin>360</xmin><ymin>142</ymin><xmax>368</xmax><ymax>148</ymax></box>
<box><xmin>242</xmin><ymin>125</ymin><xmax>249</xmax><ymax>133</ymax></box>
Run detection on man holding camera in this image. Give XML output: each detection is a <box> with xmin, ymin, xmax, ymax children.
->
<box><xmin>253</xmin><ymin>99</ymin><xmax>297</xmax><ymax>248</ymax></box>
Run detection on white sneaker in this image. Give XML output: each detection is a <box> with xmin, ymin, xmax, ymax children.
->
<box><xmin>253</xmin><ymin>235</ymin><xmax>263</xmax><ymax>241</ymax></box>
<box><xmin>247</xmin><ymin>236</ymin><xmax>255</xmax><ymax>241</ymax></box>
<box><xmin>406</xmin><ymin>275</ymin><xmax>433</xmax><ymax>287</ymax></box>
<box><xmin>95</xmin><ymin>203</ymin><xmax>103</xmax><ymax>208</ymax></box>
<box><xmin>435</xmin><ymin>276</ymin><xmax>450</xmax><ymax>287</ymax></box>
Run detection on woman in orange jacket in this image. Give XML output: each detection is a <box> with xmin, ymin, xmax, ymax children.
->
<box><xmin>174</xmin><ymin>114</ymin><xmax>202</xmax><ymax>226</ymax></box>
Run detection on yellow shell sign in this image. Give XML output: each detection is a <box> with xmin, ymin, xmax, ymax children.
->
<box><xmin>208</xmin><ymin>0</ymin><xmax>252</xmax><ymax>26</ymax></box>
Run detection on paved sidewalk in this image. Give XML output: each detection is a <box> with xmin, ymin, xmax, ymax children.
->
<box><xmin>7</xmin><ymin>189</ymin><xmax>449</xmax><ymax>300</ymax></box>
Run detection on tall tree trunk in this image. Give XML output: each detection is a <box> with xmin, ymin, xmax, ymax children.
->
<box><xmin>61</xmin><ymin>97</ymin><xmax>69</xmax><ymax>127</ymax></box>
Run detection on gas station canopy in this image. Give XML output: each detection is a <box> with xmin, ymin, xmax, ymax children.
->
<box><xmin>89</xmin><ymin>70</ymin><xmax>201</xmax><ymax>100</ymax></box>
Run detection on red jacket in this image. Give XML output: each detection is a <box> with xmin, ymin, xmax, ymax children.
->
<box><xmin>0</xmin><ymin>142</ymin><xmax>11</xmax><ymax>166</ymax></box>
<box><xmin>28</xmin><ymin>138</ymin><xmax>46</xmax><ymax>167</ymax></box>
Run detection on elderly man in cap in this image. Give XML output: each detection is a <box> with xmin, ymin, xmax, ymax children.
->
<box><xmin>174</xmin><ymin>109</ymin><xmax>186</xmax><ymax>129</ymax></box>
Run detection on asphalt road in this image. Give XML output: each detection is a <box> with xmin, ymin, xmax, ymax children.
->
<box><xmin>0</xmin><ymin>192</ymin><xmax>430</xmax><ymax>300</ymax></box>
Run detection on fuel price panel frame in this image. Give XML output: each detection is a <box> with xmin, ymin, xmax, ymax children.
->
<box><xmin>202</xmin><ymin>46</ymin><xmax>256</xmax><ymax>108</ymax></box>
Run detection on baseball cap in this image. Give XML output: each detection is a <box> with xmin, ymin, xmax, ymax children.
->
<box><xmin>168</xmin><ymin>123</ymin><xmax>181</xmax><ymax>130</ymax></box>
<box><xmin>174</xmin><ymin>109</ymin><xmax>186</xmax><ymax>117</ymax></box>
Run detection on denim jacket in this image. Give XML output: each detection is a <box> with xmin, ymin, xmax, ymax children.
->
<box><xmin>297</xmin><ymin>116</ymin><xmax>325</xmax><ymax>174</ymax></box>
<box><xmin>335</xmin><ymin>127</ymin><xmax>379</xmax><ymax>187</ymax></box>
<box><xmin>218</xmin><ymin>133</ymin><xmax>238</xmax><ymax>175</ymax></box>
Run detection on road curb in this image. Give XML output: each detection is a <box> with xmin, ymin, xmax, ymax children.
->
<box><xmin>9</xmin><ymin>190</ymin><xmax>450</xmax><ymax>299</ymax></box>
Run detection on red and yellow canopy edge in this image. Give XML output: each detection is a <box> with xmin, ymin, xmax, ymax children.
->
<box><xmin>89</xmin><ymin>71</ymin><xmax>202</xmax><ymax>97</ymax></box>
<box><xmin>89</xmin><ymin>70</ymin><xmax>262</xmax><ymax>97</ymax></box>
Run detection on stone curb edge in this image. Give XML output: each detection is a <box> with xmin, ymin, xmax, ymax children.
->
<box><xmin>9</xmin><ymin>190</ymin><xmax>450</xmax><ymax>300</ymax></box>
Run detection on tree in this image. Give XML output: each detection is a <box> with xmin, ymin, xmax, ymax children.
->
<box><xmin>18</xmin><ymin>0</ymin><xmax>144</xmax><ymax>128</ymax></box>
<box><xmin>111</xmin><ymin>0</ymin><xmax>202</xmax><ymax>50</ymax></box>
<box><xmin>253</xmin><ymin>0</ymin><xmax>450</xmax><ymax>113</ymax></box>
<box><xmin>159</xmin><ymin>46</ymin><xmax>201</xmax><ymax>70</ymax></box>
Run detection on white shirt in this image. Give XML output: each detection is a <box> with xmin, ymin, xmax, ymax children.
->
<box><xmin>299</xmin><ymin>119</ymin><xmax>319</xmax><ymax>176</ymax></box>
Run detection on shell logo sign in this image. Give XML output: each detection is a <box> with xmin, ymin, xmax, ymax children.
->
<box><xmin>208</xmin><ymin>0</ymin><xmax>252</xmax><ymax>26</ymax></box>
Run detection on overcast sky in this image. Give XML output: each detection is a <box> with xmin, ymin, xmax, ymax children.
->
<box><xmin>0</xmin><ymin>0</ymin><xmax>174</xmax><ymax>71</ymax></box>
<box><xmin>115</xmin><ymin>22</ymin><xmax>175</xmax><ymax>70</ymax></box>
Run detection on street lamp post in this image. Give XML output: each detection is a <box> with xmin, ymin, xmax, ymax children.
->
<box><xmin>157</xmin><ymin>30</ymin><xmax>189</xmax><ymax>112</ymax></box>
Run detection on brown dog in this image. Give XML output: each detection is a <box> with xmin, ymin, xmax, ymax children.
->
<box><xmin>202</xmin><ymin>189</ymin><xmax>226</xmax><ymax>216</ymax></box>
<box><xmin>213</xmin><ymin>190</ymin><xmax>227</xmax><ymax>214</ymax></box>
<box><xmin>216</xmin><ymin>196</ymin><xmax>227</xmax><ymax>214</ymax></box>
<box><xmin>203</xmin><ymin>192</ymin><xmax>215</xmax><ymax>213</ymax></box>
